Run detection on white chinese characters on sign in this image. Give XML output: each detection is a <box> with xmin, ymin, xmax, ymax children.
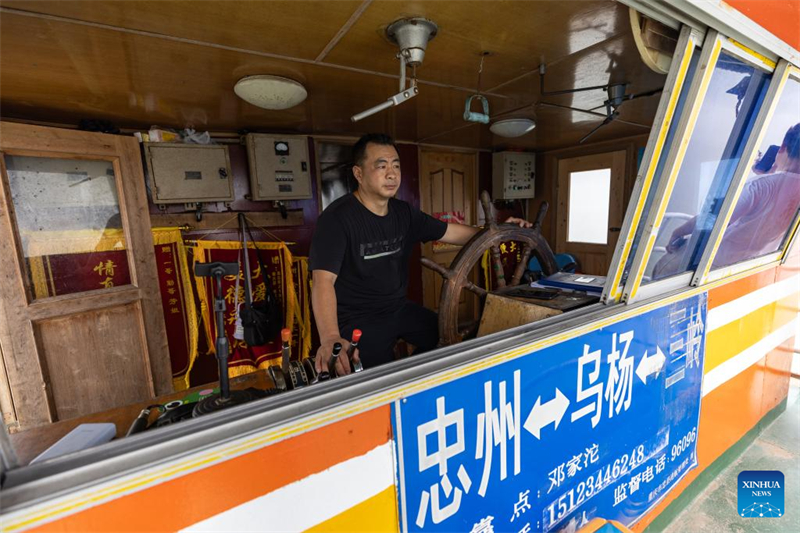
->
<box><xmin>572</xmin><ymin>330</ymin><xmax>639</xmax><ymax>428</ymax></box>
<box><xmin>605</xmin><ymin>332</ymin><xmax>634</xmax><ymax>418</ymax></box>
<box><xmin>685</xmin><ymin>306</ymin><xmax>704</xmax><ymax>369</ymax></box>
<box><xmin>415</xmin><ymin>396</ymin><xmax>473</xmax><ymax>527</ymax></box>
<box><xmin>470</xmin><ymin>515</ymin><xmax>495</xmax><ymax>533</ymax></box>
<box><xmin>476</xmin><ymin>371</ymin><xmax>522</xmax><ymax>496</ymax></box>
<box><xmin>510</xmin><ymin>490</ymin><xmax>531</xmax><ymax>522</ymax></box>
<box><xmin>571</xmin><ymin>345</ymin><xmax>603</xmax><ymax>427</ymax></box>
<box><xmin>547</xmin><ymin>443</ymin><xmax>600</xmax><ymax>494</ymax></box>
<box><xmin>407</xmin><ymin>317</ymin><xmax>693</xmax><ymax>531</ymax></box>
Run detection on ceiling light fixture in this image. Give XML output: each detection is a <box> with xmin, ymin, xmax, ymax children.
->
<box><xmin>234</xmin><ymin>75</ymin><xmax>307</xmax><ymax>110</ymax></box>
<box><xmin>490</xmin><ymin>118</ymin><xmax>536</xmax><ymax>138</ymax></box>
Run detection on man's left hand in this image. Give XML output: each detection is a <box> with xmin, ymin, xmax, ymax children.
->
<box><xmin>504</xmin><ymin>216</ymin><xmax>533</xmax><ymax>228</ymax></box>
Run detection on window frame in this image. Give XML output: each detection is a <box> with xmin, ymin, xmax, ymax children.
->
<box><xmin>602</xmin><ymin>25</ymin><xmax>700</xmax><ymax>303</ymax></box>
<box><xmin>620</xmin><ymin>32</ymin><xmax>780</xmax><ymax>304</ymax></box>
<box><xmin>692</xmin><ymin>62</ymin><xmax>800</xmax><ymax>285</ymax></box>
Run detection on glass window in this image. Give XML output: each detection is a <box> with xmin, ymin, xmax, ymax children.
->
<box><xmin>711</xmin><ymin>76</ymin><xmax>800</xmax><ymax>269</ymax></box>
<box><xmin>568</xmin><ymin>168</ymin><xmax>611</xmax><ymax>244</ymax></box>
<box><xmin>642</xmin><ymin>52</ymin><xmax>771</xmax><ymax>283</ymax></box>
<box><xmin>317</xmin><ymin>142</ymin><xmax>357</xmax><ymax>211</ymax></box>
<box><xmin>619</xmin><ymin>52</ymin><xmax>700</xmax><ymax>287</ymax></box>
<box><xmin>4</xmin><ymin>156</ymin><xmax>130</xmax><ymax>299</ymax></box>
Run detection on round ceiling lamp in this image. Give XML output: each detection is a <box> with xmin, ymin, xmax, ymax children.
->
<box><xmin>490</xmin><ymin>118</ymin><xmax>536</xmax><ymax>138</ymax></box>
<box><xmin>233</xmin><ymin>75</ymin><xmax>307</xmax><ymax>110</ymax></box>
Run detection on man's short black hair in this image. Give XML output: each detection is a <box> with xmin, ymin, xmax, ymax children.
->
<box><xmin>782</xmin><ymin>123</ymin><xmax>800</xmax><ymax>160</ymax></box>
<box><xmin>352</xmin><ymin>133</ymin><xmax>396</xmax><ymax>166</ymax></box>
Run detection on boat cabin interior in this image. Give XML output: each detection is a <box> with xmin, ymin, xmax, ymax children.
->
<box><xmin>0</xmin><ymin>0</ymin><xmax>720</xmax><ymax>468</ymax></box>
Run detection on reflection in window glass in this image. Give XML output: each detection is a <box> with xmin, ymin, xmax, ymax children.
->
<box><xmin>620</xmin><ymin>52</ymin><xmax>700</xmax><ymax>286</ymax></box>
<box><xmin>643</xmin><ymin>52</ymin><xmax>770</xmax><ymax>283</ymax></box>
<box><xmin>711</xmin><ymin>77</ymin><xmax>800</xmax><ymax>269</ymax></box>
<box><xmin>568</xmin><ymin>169</ymin><xmax>611</xmax><ymax>244</ymax></box>
<box><xmin>318</xmin><ymin>142</ymin><xmax>357</xmax><ymax>212</ymax></box>
<box><xmin>4</xmin><ymin>156</ymin><xmax>130</xmax><ymax>299</ymax></box>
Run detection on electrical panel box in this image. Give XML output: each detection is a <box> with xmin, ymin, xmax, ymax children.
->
<box><xmin>492</xmin><ymin>152</ymin><xmax>536</xmax><ymax>200</ymax></box>
<box><xmin>245</xmin><ymin>134</ymin><xmax>312</xmax><ymax>200</ymax></box>
<box><xmin>144</xmin><ymin>143</ymin><xmax>234</xmax><ymax>204</ymax></box>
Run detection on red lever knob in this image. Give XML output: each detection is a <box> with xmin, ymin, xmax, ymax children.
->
<box><xmin>281</xmin><ymin>328</ymin><xmax>291</xmax><ymax>342</ymax></box>
<box><xmin>351</xmin><ymin>329</ymin><xmax>362</xmax><ymax>343</ymax></box>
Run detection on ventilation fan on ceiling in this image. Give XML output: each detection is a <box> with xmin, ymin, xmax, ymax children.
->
<box><xmin>537</xmin><ymin>64</ymin><xmax>663</xmax><ymax>143</ymax></box>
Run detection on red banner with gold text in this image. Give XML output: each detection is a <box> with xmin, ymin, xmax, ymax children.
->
<box><xmin>191</xmin><ymin>241</ymin><xmax>296</xmax><ymax>377</ymax></box>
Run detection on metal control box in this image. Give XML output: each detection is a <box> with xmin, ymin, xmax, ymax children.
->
<box><xmin>245</xmin><ymin>134</ymin><xmax>312</xmax><ymax>200</ymax></box>
<box><xmin>144</xmin><ymin>143</ymin><xmax>234</xmax><ymax>204</ymax></box>
<box><xmin>492</xmin><ymin>151</ymin><xmax>536</xmax><ymax>200</ymax></box>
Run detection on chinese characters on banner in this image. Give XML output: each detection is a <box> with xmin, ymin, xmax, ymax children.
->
<box><xmin>481</xmin><ymin>241</ymin><xmax>524</xmax><ymax>290</ymax></box>
<box><xmin>392</xmin><ymin>294</ymin><xmax>706</xmax><ymax>533</ymax></box>
<box><xmin>192</xmin><ymin>241</ymin><xmax>296</xmax><ymax>377</ymax></box>
<box><xmin>152</xmin><ymin>228</ymin><xmax>199</xmax><ymax>390</ymax></box>
<box><xmin>29</xmin><ymin>250</ymin><xmax>131</xmax><ymax>296</ymax></box>
<box><xmin>291</xmin><ymin>257</ymin><xmax>312</xmax><ymax>362</ymax></box>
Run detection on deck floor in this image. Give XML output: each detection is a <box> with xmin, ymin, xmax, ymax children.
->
<box><xmin>659</xmin><ymin>375</ymin><xmax>799</xmax><ymax>533</ymax></box>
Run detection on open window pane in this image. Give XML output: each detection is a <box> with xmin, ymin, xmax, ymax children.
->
<box><xmin>4</xmin><ymin>155</ymin><xmax>131</xmax><ymax>299</ymax></box>
<box><xmin>568</xmin><ymin>168</ymin><xmax>611</xmax><ymax>245</ymax></box>
<box><xmin>711</xmin><ymin>76</ymin><xmax>800</xmax><ymax>269</ymax></box>
<box><xmin>620</xmin><ymin>52</ymin><xmax>700</xmax><ymax>287</ymax></box>
<box><xmin>643</xmin><ymin>52</ymin><xmax>770</xmax><ymax>283</ymax></box>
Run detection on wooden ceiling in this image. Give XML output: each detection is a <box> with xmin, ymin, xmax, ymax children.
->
<box><xmin>0</xmin><ymin>0</ymin><xmax>668</xmax><ymax>151</ymax></box>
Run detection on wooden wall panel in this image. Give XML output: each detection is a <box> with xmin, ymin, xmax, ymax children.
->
<box><xmin>36</xmin><ymin>303</ymin><xmax>152</xmax><ymax>421</ymax></box>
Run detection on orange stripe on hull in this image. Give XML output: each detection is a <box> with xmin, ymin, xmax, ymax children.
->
<box><xmin>708</xmin><ymin>268</ymin><xmax>776</xmax><ymax>310</ymax></box>
<box><xmin>28</xmin><ymin>406</ymin><xmax>391</xmax><ymax>533</ymax></box>
<box><xmin>760</xmin><ymin>337</ymin><xmax>795</xmax><ymax>415</ymax></box>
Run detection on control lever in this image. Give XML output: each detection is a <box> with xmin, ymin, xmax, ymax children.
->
<box><xmin>269</xmin><ymin>328</ymin><xmax>311</xmax><ymax>390</ymax></box>
<box><xmin>316</xmin><ymin>342</ymin><xmax>342</xmax><ymax>382</ymax></box>
<box><xmin>347</xmin><ymin>329</ymin><xmax>363</xmax><ymax>373</ymax></box>
<box><xmin>126</xmin><ymin>406</ymin><xmax>160</xmax><ymax>437</ymax></box>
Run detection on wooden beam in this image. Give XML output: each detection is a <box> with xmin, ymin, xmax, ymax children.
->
<box><xmin>149</xmin><ymin>210</ymin><xmax>304</xmax><ymax>230</ymax></box>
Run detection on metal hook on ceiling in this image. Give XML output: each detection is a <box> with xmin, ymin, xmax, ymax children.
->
<box><xmin>464</xmin><ymin>52</ymin><xmax>491</xmax><ymax>124</ymax></box>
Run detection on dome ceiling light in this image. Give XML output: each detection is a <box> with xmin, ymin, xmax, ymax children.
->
<box><xmin>490</xmin><ymin>118</ymin><xmax>536</xmax><ymax>138</ymax></box>
<box><xmin>234</xmin><ymin>75</ymin><xmax>307</xmax><ymax>110</ymax></box>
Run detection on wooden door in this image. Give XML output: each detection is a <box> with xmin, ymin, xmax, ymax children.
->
<box><xmin>0</xmin><ymin>122</ymin><xmax>171</xmax><ymax>431</ymax></box>
<box><xmin>419</xmin><ymin>150</ymin><xmax>477</xmax><ymax>323</ymax></box>
<box><xmin>556</xmin><ymin>151</ymin><xmax>626</xmax><ymax>275</ymax></box>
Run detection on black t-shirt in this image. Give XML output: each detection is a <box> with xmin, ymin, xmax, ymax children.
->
<box><xmin>309</xmin><ymin>194</ymin><xmax>447</xmax><ymax>325</ymax></box>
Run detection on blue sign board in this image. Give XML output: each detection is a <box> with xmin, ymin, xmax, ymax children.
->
<box><xmin>392</xmin><ymin>294</ymin><xmax>707</xmax><ymax>533</ymax></box>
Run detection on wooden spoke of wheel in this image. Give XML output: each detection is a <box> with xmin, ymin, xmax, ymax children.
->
<box><xmin>510</xmin><ymin>244</ymin><xmax>533</xmax><ymax>286</ymax></box>
<box><xmin>479</xmin><ymin>191</ymin><xmax>507</xmax><ymax>289</ymax></box>
<box><xmin>422</xmin><ymin>194</ymin><xmax>558</xmax><ymax>346</ymax></box>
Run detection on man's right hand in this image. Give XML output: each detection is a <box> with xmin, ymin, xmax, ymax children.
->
<box><xmin>315</xmin><ymin>337</ymin><xmax>353</xmax><ymax>376</ymax></box>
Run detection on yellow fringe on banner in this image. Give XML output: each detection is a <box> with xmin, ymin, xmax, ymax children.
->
<box><xmin>28</xmin><ymin>256</ymin><xmax>50</xmax><ymax>299</ymax></box>
<box><xmin>481</xmin><ymin>250</ymin><xmax>492</xmax><ymax>291</ymax></box>
<box><xmin>152</xmin><ymin>227</ymin><xmax>199</xmax><ymax>391</ymax></box>
<box><xmin>191</xmin><ymin>240</ymin><xmax>297</xmax><ymax>375</ymax></box>
<box><xmin>293</xmin><ymin>257</ymin><xmax>312</xmax><ymax>361</ymax></box>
